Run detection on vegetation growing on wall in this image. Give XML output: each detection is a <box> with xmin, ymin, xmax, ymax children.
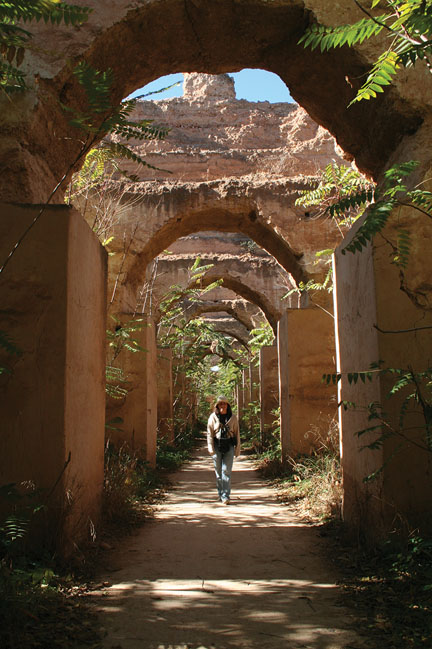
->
<box><xmin>0</xmin><ymin>0</ymin><xmax>91</xmax><ymax>93</ymax></box>
<box><xmin>300</xmin><ymin>0</ymin><xmax>432</xmax><ymax>106</ymax></box>
<box><xmin>289</xmin><ymin>162</ymin><xmax>374</xmax><ymax>302</ymax></box>
<box><xmin>297</xmin><ymin>5</ymin><xmax>432</xmax><ymax>488</ymax></box>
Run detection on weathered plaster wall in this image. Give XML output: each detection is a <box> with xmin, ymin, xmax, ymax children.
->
<box><xmin>334</xmin><ymin>214</ymin><xmax>432</xmax><ymax>537</ymax></box>
<box><xmin>157</xmin><ymin>348</ymin><xmax>174</xmax><ymax>443</ymax></box>
<box><xmin>0</xmin><ymin>204</ymin><xmax>106</xmax><ymax>551</ymax></box>
<box><xmin>278</xmin><ymin>308</ymin><xmax>336</xmax><ymax>459</ymax></box>
<box><xmin>236</xmin><ymin>371</ymin><xmax>245</xmax><ymax>424</ymax></box>
<box><xmin>259</xmin><ymin>345</ymin><xmax>279</xmax><ymax>440</ymax></box>
<box><xmin>106</xmin><ymin>317</ymin><xmax>158</xmax><ymax>467</ymax></box>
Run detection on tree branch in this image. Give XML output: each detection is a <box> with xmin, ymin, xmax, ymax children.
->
<box><xmin>374</xmin><ymin>324</ymin><xmax>432</xmax><ymax>334</ymax></box>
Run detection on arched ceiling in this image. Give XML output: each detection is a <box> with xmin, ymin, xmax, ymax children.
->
<box><xmin>126</xmin><ymin>207</ymin><xmax>304</xmax><ymax>290</ymax></box>
<box><xmin>182</xmin><ymin>299</ymin><xmax>264</xmax><ymax>331</ymax></box>
<box><xmin>1</xmin><ymin>0</ymin><xmax>423</xmax><ymax>202</ymax></box>
<box><xmin>186</xmin><ymin>314</ymin><xmax>251</xmax><ymax>349</ymax></box>
<box><xmin>192</xmin><ymin>274</ymin><xmax>280</xmax><ymax>333</ymax></box>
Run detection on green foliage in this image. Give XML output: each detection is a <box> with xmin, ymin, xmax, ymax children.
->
<box><xmin>252</xmin><ymin>406</ymin><xmax>281</xmax><ymax>460</ymax></box>
<box><xmin>158</xmin><ymin>258</ymin><xmax>221</xmax><ymax>328</ymax></box>
<box><xmin>290</xmin><ymin>160</ymin><xmax>428</xmax><ymax>298</ymax></box>
<box><xmin>107</xmin><ymin>316</ymin><xmax>148</xmax><ymax>362</ymax></box>
<box><xmin>158</xmin><ymin>259</ymin><xmax>251</xmax><ymax>429</ymax></box>
<box><xmin>299</xmin><ymin>0</ymin><xmax>432</xmax><ymax>106</ymax></box>
<box><xmin>241</xmin><ymin>398</ymin><xmax>262</xmax><ymax>449</ymax></box>
<box><xmin>259</xmin><ymin>418</ymin><xmax>342</xmax><ymax>520</ymax></box>
<box><xmin>248</xmin><ymin>322</ymin><xmax>275</xmax><ymax>359</ymax></box>
<box><xmin>295</xmin><ymin>162</ymin><xmax>375</xmax><ymax>225</ymax></box>
<box><xmin>326</xmin><ymin>361</ymin><xmax>432</xmax><ymax>479</ymax></box>
<box><xmin>285</xmin><ymin>254</ymin><xmax>334</xmax><ymax>297</ymax></box>
<box><xmin>156</xmin><ymin>433</ymin><xmax>198</xmax><ymax>471</ymax></box>
<box><xmin>239</xmin><ymin>237</ymin><xmax>258</xmax><ymax>253</ymax></box>
<box><xmin>105</xmin><ymin>317</ymin><xmax>148</xmax><ymax>401</ymax></box>
<box><xmin>0</xmin><ymin>330</ymin><xmax>21</xmax><ymax>376</ymax></box>
<box><xmin>323</xmin><ymin>160</ymin><xmax>432</xmax><ymax>268</ymax></box>
<box><xmin>299</xmin><ymin>16</ymin><xmax>384</xmax><ymax>52</ymax></box>
<box><xmin>158</xmin><ymin>258</ymin><xmax>231</xmax><ymax>379</ymax></box>
<box><xmin>69</xmin><ymin>147</ymin><xmax>112</xmax><ymax>190</ymax></box>
<box><xmin>0</xmin><ymin>481</ymin><xmax>46</xmax><ymax>564</ymax></box>
<box><xmin>105</xmin><ymin>366</ymin><xmax>128</xmax><ymax>400</ymax></box>
<box><xmin>0</xmin><ymin>0</ymin><xmax>91</xmax><ymax>93</ymax></box>
<box><xmin>340</xmin><ymin>534</ymin><xmax>432</xmax><ymax>648</ymax></box>
<box><xmin>156</xmin><ymin>438</ymin><xmax>189</xmax><ymax>471</ymax></box>
<box><xmin>64</xmin><ymin>61</ymin><xmax>169</xmax><ymax>173</ymax></box>
<box><xmin>355</xmin><ymin>48</ymin><xmax>400</xmax><ymax>103</ymax></box>
<box><xmin>197</xmin><ymin>357</ymin><xmax>241</xmax><ymax>414</ymax></box>
<box><xmin>291</xmin><ymin>163</ymin><xmax>375</xmax><ymax>297</ymax></box>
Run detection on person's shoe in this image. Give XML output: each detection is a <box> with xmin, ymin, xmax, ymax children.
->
<box><xmin>222</xmin><ymin>499</ymin><xmax>230</xmax><ymax>505</ymax></box>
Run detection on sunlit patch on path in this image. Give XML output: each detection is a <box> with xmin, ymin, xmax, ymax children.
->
<box><xmin>90</xmin><ymin>444</ymin><xmax>369</xmax><ymax>649</ymax></box>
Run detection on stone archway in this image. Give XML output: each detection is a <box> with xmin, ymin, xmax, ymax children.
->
<box><xmin>183</xmin><ymin>300</ymin><xmax>263</xmax><ymax>332</ymax></box>
<box><xmin>193</xmin><ymin>316</ymin><xmax>250</xmax><ymax>350</ymax></box>
<box><xmin>192</xmin><ymin>274</ymin><xmax>280</xmax><ymax>334</ymax></box>
<box><xmin>2</xmin><ymin>0</ymin><xmax>432</xmax><ymax>547</ymax></box>
<box><xmin>1</xmin><ymin>0</ymin><xmax>424</xmax><ymax>202</ymax></box>
<box><xmin>148</xmin><ymin>253</ymin><xmax>291</xmax><ymax>332</ymax></box>
<box><xmin>122</xmin><ymin>203</ymin><xmax>305</xmax><ymax>301</ymax></box>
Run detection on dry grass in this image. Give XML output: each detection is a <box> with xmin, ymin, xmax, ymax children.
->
<box><xmin>259</xmin><ymin>417</ymin><xmax>342</xmax><ymax>523</ymax></box>
<box><xmin>102</xmin><ymin>441</ymin><xmax>162</xmax><ymax>530</ymax></box>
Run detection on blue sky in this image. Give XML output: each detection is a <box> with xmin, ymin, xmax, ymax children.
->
<box><xmin>129</xmin><ymin>69</ymin><xmax>294</xmax><ymax>103</ymax></box>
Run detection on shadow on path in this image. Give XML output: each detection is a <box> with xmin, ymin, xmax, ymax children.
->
<box><xmin>91</xmin><ymin>443</ymin><xmax>369</xmax><ymax>649</ymax></box>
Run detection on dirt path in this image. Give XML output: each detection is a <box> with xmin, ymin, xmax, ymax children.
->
<box><xmin>91</xmin><ymin>444</ymin><xmax>369</xmax><ymax>649</ymax></box>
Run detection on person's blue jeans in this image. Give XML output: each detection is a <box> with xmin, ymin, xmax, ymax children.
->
<box><xmin>212</xmin><ymin>445</ymin><xmax>235</xmax><ymax>502</ymax></box>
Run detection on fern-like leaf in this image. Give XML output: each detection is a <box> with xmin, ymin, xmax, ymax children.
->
<box><xmin>407</xmin><ymin>188</ymin><xmax>432</xmax><ymax>214</ymax></box>
<box><xmin>393</xmin><ymin>229</ymin><xmax>411</xmax><ymax>268</ymax></box>
<box><xmin>0</xmin><ymin>1</ymin><xmax>91</xmax><ymax>93</ymax></box>
<box><xmin>0</xmin><ymin>59</ymin><xmax>26</xmax><ymax>91</ymax></box>
<box><xmin>299</xmin><ymin>17</ymin><xmax>385</xmax><ymax>52</ymax></box>
<box><xmin>342</xmin><ymin>200</ymin><xmax>395</xmax><ymax>255</ymax></box>
<box><xmin>296</xmin><ymin>163</ymin><xmax>374</xmax><ymax>223</ymax></box>
<box><xmin>0</xmin><ymin>1</ymin><xmax>91</xmax><ymax>26</ymax></box>
<box><xmin>349</xmin><ymin>49</ymin><xmax>400</xmax><ymax>105</ymax></box>
<box><xmin>72</xmin><ymin>62</ymin><xmax>114</xmax><ymax>117</ymax></box>
<box><xmin>106</xmin><ymin>142</ymin><xmax>168</xmax><ymax>172</ymax></box>
<box><xmin>0</xmin><ymin>330</ymin><xmax>21</xmax><ymax>356</ymax></box>
<box><xmin>300</xmin><ymin>1</ymin><xmax>432</xmax><ymax>106</ymax></box>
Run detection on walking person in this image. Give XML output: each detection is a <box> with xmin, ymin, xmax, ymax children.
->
<box><xmin>207</xmin><ymin>396</ymin><xmax>241</xmax><ymax>505</ymax></box>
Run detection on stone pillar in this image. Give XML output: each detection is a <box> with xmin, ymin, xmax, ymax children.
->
<box><xmin>278</xmin><ymin>308</ymin><xmax>336</xmax><ymax>461</ymax></box>
<box><xmin>236</xmin><ymin>373</ymin><xmax>244</xmax><ymax>425</ymax></box>
<box><xmin>106</xmin><ymin>317</ymin><xmax>158</xmax><ymax>467</ymax></box>
<box><xmin>259</xmin><ymin>346</ymin><xmax>279</xmax><ymax>442</ymax></box>
<box><xmin>250</xmin><ymin>363</ymin><xmax>260</xmax><ymax>404</ymax></box>
<box><xmin>244</xmin><ymin>362</ymin><xmax>260</xmax><ymax>439</ymax></box>
<box><xmin>0</xmin><ymin>204</ymin><xmax>106</xmax><ymax>553</ymax></box>
<box><xmin>157</xmin><ymin>348</ymin><xmax>174</xmax><ymax>443</ymax></box>
<box><xmin>333</xmin><ymin>217</ymin><xmax>432</xmax><ymax>538</ymax></box>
